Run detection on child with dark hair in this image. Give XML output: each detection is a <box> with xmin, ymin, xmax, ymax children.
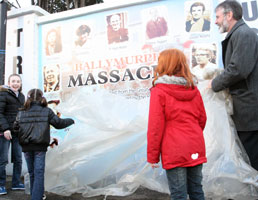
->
<box><xmin>147</xmin><ymin>49</ymin><xmax>207</xmax><ymax>200</ymax></box>
<box><xmin>14</xmin><ymin>88</ymin><xmax>74</xmax><ymax>200</ymax></box>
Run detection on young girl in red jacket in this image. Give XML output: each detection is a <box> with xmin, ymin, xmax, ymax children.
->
<box><xmin>147</xmin><ymin>49</ymin><xmax>207</xmax><ymax>200</ymax></box>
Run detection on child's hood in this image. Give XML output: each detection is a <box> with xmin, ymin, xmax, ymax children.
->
<box><xmin>0</xmin><ymin>85</ymin><xmax>18</xmax><ymax>97</ymax></box>
<box><xmin>0</xmin><ymin>85</ymin><xmax>10</xmax><ymax>92</ymax></box>
<box><xmin>153</xmin><ymin>75</ymin><xmax>198</xmax><ymax>101</ymax></box>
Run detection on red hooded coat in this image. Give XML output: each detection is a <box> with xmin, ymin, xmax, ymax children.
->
<box><xmin>147</xmin><ymin>76</ymin><xmax>207</xmax><ymax>169</ymax></box>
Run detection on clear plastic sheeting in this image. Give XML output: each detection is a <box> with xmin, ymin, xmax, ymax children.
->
<box><xmin>198</xmin><ymin>81</ymin><xmax>258</xmax><ymax>200</ymax></box>
<box><xmin>44</xmin><ymin>86</ymin><xmax>258</xmax><ymax>199</ymax></box>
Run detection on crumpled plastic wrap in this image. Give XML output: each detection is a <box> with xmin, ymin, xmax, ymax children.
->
<box><xmin>198</xmin><ymin>81</ymin><xmax>258</xmax><ymax>200</ymax></box>
<box><xmin>44</xmin><ymin>85</ymin><xmax>258</xmax><ymax>199</ymax></box>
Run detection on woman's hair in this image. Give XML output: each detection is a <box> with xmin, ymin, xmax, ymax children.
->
<box><xmin>24</xmin><ymin>88</ymin><xmax>48</xmax><ymax>110</ymax></box>
<box><xmin>8</xmin><ymin>74</ymin><xmax>22</xmax><ymax>92</ymax></box>
<box><xmin>153</xmin><ymin>48</ymin><xmax>194</xmax><ymax>88</ymax></box>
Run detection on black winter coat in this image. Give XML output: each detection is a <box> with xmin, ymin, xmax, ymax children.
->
<box><xmin>15</xmin><ymin>102</ymin><xmax>74</xmax><ymax>152</ymax></box>
<box><xmin>0</xmin><ymin>86</ymin><xmax>25</xmax><ymax>135</ymax></box>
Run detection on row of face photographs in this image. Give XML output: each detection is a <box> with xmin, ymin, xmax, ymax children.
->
<box><xmin>44</xmin><ymin>1</ymin><xmax>212</xmax><ymax>56</ymax></box>
<box><xmin>42</xmin><ymin>43</ymin><xmax>217</xmax><ymax>94</ymax></box>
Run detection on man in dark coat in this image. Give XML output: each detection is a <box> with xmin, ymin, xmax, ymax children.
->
<box><xmin>209</xmin><ymin>1</ymin><xmax>258</xmax><ymax>170</ymax></box>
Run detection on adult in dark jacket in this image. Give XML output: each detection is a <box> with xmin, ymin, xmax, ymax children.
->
<box><xmin>209</xmin><ymin>1</ymin><xmax>258</xmax><ymax>170</ymax></box>
<box><xmin>15</xmin><ymin>88</ymin><xmax>74</xmax><ymax>200</ymax></box>
<box><xmin>0</xmin><ymin>74</ymin><xmax>25</xmax><ymax>195</ymax></box>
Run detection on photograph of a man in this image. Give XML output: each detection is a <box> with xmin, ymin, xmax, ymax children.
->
<box><xmin>146</xmin><ymin>7</ymin><xmax>168</xmax><ymax>39</ymax></box>
<box><xmin>191</xmin><ymin>44</ymin><xmax>217</xmax><ymax>80</ymax></box>
<box><xmin>74</xmin><ymin>24</ymin><xmax>91</xmax><ymax>47</ymax></box>
<box><xmin>107</xmin><ymin>13</ymin><xmax>129</xmax><ymax>44</ymax></box>
<box><xmin>185</xmin><ymin>2</ymin><xmax>210</xmax><ymax>32</ymax></box>
<box><xmin>43</xmin><ymin>64</ymin><xmax>60</xmax><ymax>93</ymax></box>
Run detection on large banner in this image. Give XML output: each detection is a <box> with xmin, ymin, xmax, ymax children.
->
<box><xmin>38</xmin><ymin>0</ymin><xmax>222</xmax><ymax>101</ymax></box>
<box><xmin>36</xmin><ymin>0</ymin><xmax>258</xmax><ymax>199</ymax></box>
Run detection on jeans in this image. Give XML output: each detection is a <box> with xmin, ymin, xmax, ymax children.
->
<box><xmin>166</xmin><ymin>164</ymin><xmax>205</xmax><ymax>200</ymax></box>
<box><xmin>24</xmin><ymin>151</ymin><xmax>46</xmax><ymax>200</ymax></box>
<box><xmin>0</xmin><ymin>135</ymin><xmax>23</xmax><ymax>187</ymax></box>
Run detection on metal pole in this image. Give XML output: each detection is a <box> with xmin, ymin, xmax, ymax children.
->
<box><xmin>0</xmin><ymin>0</ymin><xmax>7</xmax><ymax>85</ymax></box>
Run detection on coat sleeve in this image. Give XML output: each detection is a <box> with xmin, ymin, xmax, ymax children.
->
<box><xmin>212</xmin><ymin>27</ymin><xmax>258</xmax><ymax>92</ymax></box>
<box><xmin>13</xmin><ymin>111</ymin><xmax>21</xmax><ymax>134</ymax></box>
<box><xmin>147</xmin><ymin>88</ymin><xmax>165</xmax><ymax>164</ymax></box>
<box><xmin>48</xmin><ymin>108</ymin><xmax>74</xmax><ymax>129</ymax></box>
<box><xmin>0</xmin><ymin>92</ymin><xmax>10</xmax><ymax>131</ymax></box>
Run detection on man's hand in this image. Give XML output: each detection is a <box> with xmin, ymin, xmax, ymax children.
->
<box><xmin>4</xmin><ymin>130</ymin><xmax>12</xmax><ymax>140</ymax></box>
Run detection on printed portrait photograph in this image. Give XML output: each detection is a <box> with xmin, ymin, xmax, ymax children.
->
<box><xmin>185</xmin><ymin>1</ymin><xmax>211</xmax><ymax>33</ymax></box>
<box><xmin>73</xmin><ymin>22</ymin><xmax>93</xmax><ymax>49</ymax></box>
<box><xmin>191</xmin><ymin>43</ymin><xmax>218</xmax><ymax>81</ymax></box>
<box><xmin>142</xmin><ymin>6</ymin><xmax>169</xmax><ymax>40</ymax></box>
<box><xmin>106</xmin><ymin>12</ymin><xmax>129</xmax><ymax>45</ymax></box>
<box><xmin>44</xmin><ymin>27</ymin><xmax>63</xmax><ymax>56</ymax></box>
<box><xmin>43</xmin><ymin>64</ymin><xmax>61</xmax><ymax>93</ymax></box>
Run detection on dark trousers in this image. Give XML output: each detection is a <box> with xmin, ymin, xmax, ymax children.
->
<box><xmin>166</xmin><ymin>164</ymin><xmax>205</xmax><ymax>200</ymax></box>
<box><xmin>237</xmin><ymin>130</ymin><xmax>258</xmax><ymax>171</ymax></box>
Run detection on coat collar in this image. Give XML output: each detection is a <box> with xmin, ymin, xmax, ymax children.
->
<box><xmin>154</xmin><ymin>75</ymin><xmax>198</xmax><ymax>86</ymax></box>
<box><xmin>225</xmin><ymin>19</ymin><xmax>245</xmax><ymax>40</ymax></box>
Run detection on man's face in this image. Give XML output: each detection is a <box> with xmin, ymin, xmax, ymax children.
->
<box><xmin>110</xmin><ymin>14</ymin><xmax>121</xmax><ymax>31</ymax></box>
<box><xmin>44</xmin><ymin>65</ymin><xmax>59</xmax><ymax>84</ymax></box>
<box><xmin>195</xmin><ymin>49</ymin><xmax>210</xmax><ymax>66</ymax></box>
<box><xmin>191</xmin><ymin>6</ymin><xmax>204</xmax><ymax>20</ymax></box>
<box><xmin>215</xmin><ymin>8</ymin><xmax>229</xmax><ymax>33</ymax></box>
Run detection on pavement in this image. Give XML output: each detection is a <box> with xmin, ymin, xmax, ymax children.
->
<box><xmin>1</xmin><ymin>176</ymin><xmax>170</xmax><ymax>200</ymax></box>
<box><xmin>2</xmin><ymin>176</ymin><xmax>257</xmax><ymax>200</ymax></box>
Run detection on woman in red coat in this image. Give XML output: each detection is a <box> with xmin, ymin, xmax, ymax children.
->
<box><xmin>147</xmin><ymin>49</ymin><xmax>207</xmax><ymax>200</ymax></box>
